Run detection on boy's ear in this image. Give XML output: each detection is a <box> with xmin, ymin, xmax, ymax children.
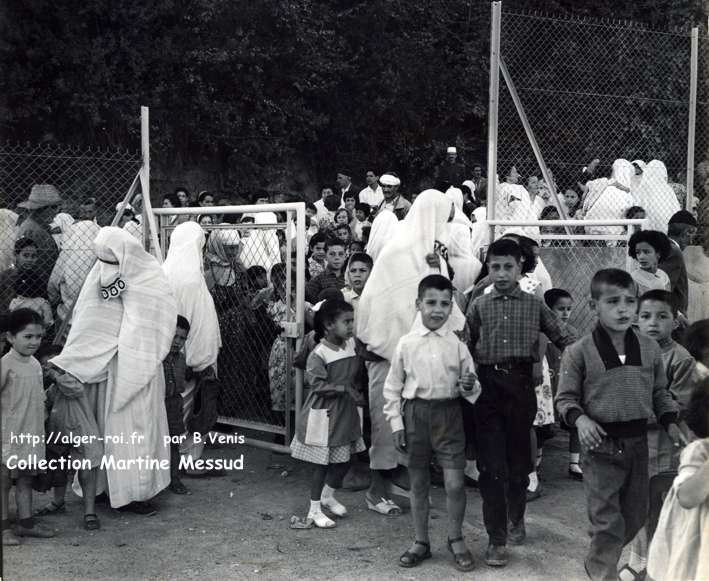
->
<box><xmin>588</xmin><ymin>298</ymin><xmax>597</xmax><ymax>312</ymax></box>
<box><xmin>672</xmin><ymin>317</ymin><xmax>679</xmax><ymax>331</ymax></box>
<box><xmin>415</xmin><ymin>297</ymin><xmax>422</xmax><ymax>312</ymax></box>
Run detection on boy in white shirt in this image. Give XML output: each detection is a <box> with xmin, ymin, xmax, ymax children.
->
<box><xmin>383</xmin><ymin>274</ymin><xmax>480</xmax><ymax>572</ymax></box>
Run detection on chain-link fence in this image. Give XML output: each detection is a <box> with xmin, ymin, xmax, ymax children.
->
<box><xmin>492</xmin><ymin>8</ymin><xmax>705</xmax><ymax>239</ymax></box>
<box><xmin>0</xmin><ymin>142</ymin><xmax>142</xmax><ymax>342</ymax></box>
<box><xmin>159</xmin><ymin>208</ymin><xmax>305</xmax><ymax>450</ymax></box>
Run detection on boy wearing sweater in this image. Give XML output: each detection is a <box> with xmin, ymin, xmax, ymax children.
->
<box><xmin>556</xmin><ymin>269</ymin><xmax>686</xmax><ymax>581</ymax></box>
<box><xmin>384</xmin><ymin>275</ymin><xmax>480</xmax><ymax>572</ymax></box>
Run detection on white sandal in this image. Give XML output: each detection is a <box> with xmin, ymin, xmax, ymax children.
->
<box><xmin>308</xmin><ymin>510</ymin><xmax>336</xmax><ymax>528</ymax></box>
<box><xmin>321</xmin><ymin>496</ymin><xmax>348</xmax><ymax>517</ymax></box>
<box><xmin>365</xmin><ymin>495</ymin><xmax>402</xmax><ymax>516</ymax></box>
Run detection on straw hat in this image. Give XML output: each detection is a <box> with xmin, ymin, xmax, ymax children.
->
<box><xmin>17</xmin><ymin>184</ymin><xmax>62</xmax><ymax>210</ymax></box>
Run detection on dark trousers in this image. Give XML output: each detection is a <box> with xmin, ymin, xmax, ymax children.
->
<box><xmin>474</xmin><ymin>364</ymin><xmax>536</xmax><ymax>546</ymax></box>
<box><xmin>581</xmin><ymin>435</ymin><xmax>649</xmax><ymax>581</ymax></box>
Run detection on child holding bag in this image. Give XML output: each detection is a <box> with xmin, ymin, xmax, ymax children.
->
<box><xmin>290</xmin><ymin>299</ymin><xmax>365</xmax><ymax>528</ymax></box>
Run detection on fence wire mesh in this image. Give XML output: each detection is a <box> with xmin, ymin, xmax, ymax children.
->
<box><xmin>161</xmin><ymin>216</ymin><xmax>299</xmax><ymax>442</ymax></box>
<box><xmin>0</xmin><ymin>142</ymin><xmax>141</xmax><ymax>342</ymax></box>
<box><xmin>495</xmin><ymin>10</ymin><xmax>704</xmax><ymax>239</ymax></box>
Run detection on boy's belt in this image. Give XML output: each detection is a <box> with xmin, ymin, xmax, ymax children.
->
<box><xmin>479</xmin><ymin>360</ymin><xmax>532</xmax><ymax>373</ymax></box>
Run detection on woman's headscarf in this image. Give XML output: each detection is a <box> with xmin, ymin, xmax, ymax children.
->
<box><xmin>444</xmin><ymin>188</ymin><xmax>480</xmax><ymax>292</ymax></box>
<box><xmin>0</xmin><ymin>209</ymin><xmax>18</xmax><ymax>271</ymax></box>
<box><xmin>356</xmin><ymin>189</ymin><xmax>465</xmax><ymax>361</ymax></box>
<box><xmin>366</xmin><ymin>210</ymin><xmax>399</xmax><ymax>262</ymax></box>
<box><xmin>469</xmin><ymin>206</ymin><xmax>490</xmax><ymax>261</ymax></box>
<box><xmin>50</xmin><ymin>212</ymin><xmax>75</xmax><ymax>249</ymax></box>
<box><xmin>583</xmin><ymin>159</ymin><xmax>635</xmax><ymax>236</ymax></box>
<box><xmin>51</xmin><ymin>227</ymin><xmax>177</xmax><ymax>412</ymax></box>
<box><xmin>162</xmin><ymin>222</ymin><xmax>221</xmax><ymax>372</ymax></box>
<box><xmin>634</xmin><ymin>160</ymin><xmax>680</xmax><ymax>233</ymax></box>
<box><xmin>206</xmin><ymin>228</ymin><xmax>241</xmax><ymax>287</ymax></box>
<box><xmin>240</xmin><ymin>212</ymin><xmax>281</xmax><ymax>272</ymax></box>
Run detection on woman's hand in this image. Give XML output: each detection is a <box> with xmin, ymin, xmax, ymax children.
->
<box><xmin>425</xmin><ymin>253</ymin><xmax>440</xmax><ymax>269</ymax></box>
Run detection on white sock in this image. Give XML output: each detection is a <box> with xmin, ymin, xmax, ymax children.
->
<box><xmin>464</xmin><ymin>460</ymin><xmax>479</xmax><ymax>480</ymax></box>
<box><xmin>528</xmin><ymin>471</ymin><xmax>539</xmax><ymax>491</ymax></box>
<box><xmin>321</xmin><ymin>485</ymin><xmax>335</xmax><ymax>500</ymax></box>
<box><xmin>309</xmin><ymin>500</ymin><xmax>322</xmax><ymax>514</ymax></box>
<box><xmin>569</xmin><ymin>453</ymin><xmax>580</xmax><ymax>464</ymax></box>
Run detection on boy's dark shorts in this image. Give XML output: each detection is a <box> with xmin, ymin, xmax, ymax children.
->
<box><xmin>165</xmin><ymin>394</ymin><xmax>185</xmax><ymax>437</ymax></box>
<box><xmin>403</xmin><ymin>398</ymin><xmax>465</xmax><ymax>469</ymax></box>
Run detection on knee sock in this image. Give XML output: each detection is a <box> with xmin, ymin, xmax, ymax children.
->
<box><xmin>309</xmin><ymin>500</ymin><xmax>322</xmax><ymax>515</ymax></box>
<box><xmin>569</xmin><ymin>452</ymin><xmax>580</xmax><ymax>464</ymax></box>
<box><xmin>464</xmin><ymin>460</ymin><xmax>479</xmax><ymax>480</ymax></box>
<box><xmin>528</xmin><ymin>471</ymin><xmax>539</xmax><ymax>491</ymax></box>
<box><xmin>321</xmin><ymin>484</ymin><xmax>336</xmax><ymax>500</ymax></box>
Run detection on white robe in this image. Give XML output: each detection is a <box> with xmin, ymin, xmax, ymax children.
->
<box><xmin>634</xmin><ymin>160</ymin><xmax>680</xmax><ymax>233</ymax></box>
<box><xmin>366</xmin><ymin>210</ymin><xmax>399</xmax><ymax>263</ymax></box>
<box><xmin>51</xmin><ymin>227</ymin><xmax>177</xmax><ymax>507</ymax></box>
<box><xmin>584</xmin><ymin>159</ymin><xmax>635</xmax><ymax>237</ymax></box>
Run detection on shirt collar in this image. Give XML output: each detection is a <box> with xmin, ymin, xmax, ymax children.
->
<box><xmin>416</xmin><ymin>326</ymin><xmax>448</xmax><ymax>337</ymax></box>
<box><xmin>489</xmin><ymin>284</ymin><xmax>522</xmax><ymax>299</ymax></box>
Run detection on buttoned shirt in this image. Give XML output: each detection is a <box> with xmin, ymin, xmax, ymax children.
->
<box><xmin>466</xmin><ymin>284</ymin><xmax>576</xmax><ymax>365</ymax></box>
<box><xmin>383</xmin><ymin>325</ymin><xmax>475</xmax><ymax>432</ymax></box>
<box><xmin>358</xmin><ymin>185</ymin><xmax>384</xmax><ymax>208</ymax></box>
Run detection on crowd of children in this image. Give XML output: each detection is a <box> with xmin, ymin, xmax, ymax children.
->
<box><xmin>2</xmin><ymin>184</ymin><xmax>709</xmax><ymax>581</ymax></box>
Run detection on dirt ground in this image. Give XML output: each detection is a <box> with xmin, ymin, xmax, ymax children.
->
<box><xmin>4</xmin><ymin>430</ymin><xmax>594</xmax><ymax>581</ymax></box>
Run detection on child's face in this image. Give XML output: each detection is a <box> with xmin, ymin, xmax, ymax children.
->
<box><xmin>325</xmin><ymin>311</ymin><xmax>355</xmax><ymax>341</ymax></box>
<box><xmin>326</xmin><ymin>245</ymin><xmax>347</xmax><ymax>271</ymax></box>
<box><xmin>563</xmin><ymin>190</ymin><xmax>579</xmax><ymax>208</ymax></box>
<box><xmin>635</xmin><ymin>242</ymin><xmax>659</xmax><ymax>271</ymax></box>
<box><xmin>7</xmin><ymin>323</ymin><xmax>44</xmax><ymax>357</ymax></box>
<box><xmin>171</xmin><ymin>327</ymin><xmax>188</xmax><ymax>353</ymax></box>
<box><xmin>487</xmin><ymin>254</ymin><xmax>522</xmax><ymax>292</ymax></box>
<box><xmin>199</xmin><ymin>216</ymin><xmax>213</xmax><ymax>226</ymax></box>
<box><xmin>348</xmin><ymin>260</ymin><xmax>371</xmax><ymax>294</ymax></box>
<box><xmin>638</xmin><ymin>300</ymin><xmax>676</xmax><ymax>342</ymax></box>
<box><xmin>350</xmin><ymin>241</ymin><xmax>364</xmax><ymax>253</ymax></box>
<box><xmin>255</xmin><ymin>273</ymin><xmax>268</xmax><ymax>290</ymax></box>
<box><xmin>16</xmin><ymin>245</ymin><xmax>38</xmax><ymax>270</ymax></box>
<box><xmin>311</xmin><ymin>242</ymin><xmax>326</xmax><ymax>261</ymax></box>
<box><xmin>591</xmin><ymin>284</ymin><xmax>637</xmax><ymax>334</ymax></box>
<box><xmin>355</xmin><ymin>209</ymin><xmax>366</xmax><ymax>222</ymax></box>
<box><xmin>335</xmin><ymin>212</ymin><xmax>349</xmax><ymax>225</ymax></box>
<box><xmin>416</xmin><ymin>288</ymin><xmax>453</xmax><ymax>332</ymax></box>
<box><xmin>335</xmin><ymin>227</ymin><xmax>350</xmax><ymax>242</ymax></box>
<box><xmin>632</xmin><ymin>209</ymin><xmax>646</xmax><ymax>220</ymax></box>
<box><xmin>306</xmin><ymin>208</ymin><xmax>317</xmax><ymax>226</ymax></box>
<box><xmin>344</xmin><ymin>198</ymin><xmax>356</xmax><ymax>212</ymax></box>
<box><xmin>552</xmin><ymin>297</ymin><xmax>573</xmax><ymax>323</ymax></box>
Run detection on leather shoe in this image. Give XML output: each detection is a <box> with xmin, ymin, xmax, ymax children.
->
<box><xmin>399</xmin><ymin>540</ymin><xmax>431</xmax><ymax>568</ymax></box>
<box><xmin>508</xmin><ymin>521</ymin><xmax>526</xmax><ymax>545</ymax></box>
<box><xmin>485</xmin><ymin>544</ymin><xmax>508</xmax><ymax>567</ymax></box>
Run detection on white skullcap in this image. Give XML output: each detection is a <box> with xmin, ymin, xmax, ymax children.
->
<box><xmin>447</xmin><ymin>146</ymin><xmax>457</xmax><ymax>154</ymax></box>
<box><xmin>379</xmin><ymin>174</ymin><xmax>400</xmax><ymax>187</ymax></box>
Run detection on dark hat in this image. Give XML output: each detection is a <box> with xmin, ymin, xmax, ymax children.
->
<box><xmin>668</xmin><ymin>210</ymin><xmax>698</xmax><ymax>227</ymax></box>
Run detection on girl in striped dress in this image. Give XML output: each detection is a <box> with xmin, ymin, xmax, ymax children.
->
<box><xmin>290</xmin><ymin>299</ymin><xmax>365</xmax><ymax>528</ymax></box>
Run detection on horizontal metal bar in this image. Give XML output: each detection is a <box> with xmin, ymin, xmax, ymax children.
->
<box><xmin>539</xmin><ymin>235</ymin><xmax>630</xmax><ymax>241</ymax></box>
<box><xmin>217</xmin><ymin>416</ymin><xmax>286</xmax><ymax>435</ymax></box>
<box><xmin>488</xmin><ymin>219</ymin><xmax>647</xmax><ymax>227</ymax></box>
<box><xmin>152</xmin><ymin>202</ymin><xmax>305</xmax><ymax>216</ymax></box>
<box><xmin>242</xmin><ymin>437</ymin><xmax>290</xmax><ymax>455</ymax></box>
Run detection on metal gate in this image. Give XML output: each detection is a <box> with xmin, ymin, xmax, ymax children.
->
<box><xmin>153</xmin><ymin>203</ymin><xmax>306</xmax><ymax>452</ymax></box>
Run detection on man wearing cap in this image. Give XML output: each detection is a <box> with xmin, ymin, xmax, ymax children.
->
<box><xmin>16</xmin><ymin>184</ymin><xmax>62</xmax><ymax>284</ymax></box>
<box><xmin>659</xmin><ymin>210</ymin><xmax>697</xmax><ymax>316</ymax></box>
<box><xmin>374</xmin><ymin>173</ymin><xmax>411</xmax><ymax>220</ymax></box>
<box><xmin>336</xmin><ymin>171</ymin><xmax>360</xmax><ymax>208</ymax></box>
<box><xmin>434</xmin><ymin>146</ymin><xmax>467</xmax><ymax>190</ymax></box>
<box><xmin>359</xmin><ymin>170</ymin><xmax>384</xmax><ymax>208</ymax></box>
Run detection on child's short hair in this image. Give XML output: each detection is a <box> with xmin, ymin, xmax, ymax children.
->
<box><xmin>316</xmin><ymin>288</ymin><xmax>345</xmax><ymax>303</ymax></box>
<box><xmin>684</xmin><ymin>319</ymin><xmax>709</xmax><ymax>362</ymax></box>
<box><xmin>305</xmin><ymin>201</ymin><xmax>317</xmax><ymax>213</ymax></box>
<box><xmin>544</xmin><ymin>288</ymin><xmax>572</xmax><ymax>309</ymax></box>
<box><xmin>247</xmin><ymin>265</ymin><xmax>267</xmax><ymax>283</ymax></box>
<box><xmin>6</xmin><ymin>308</ymin><xmax>44</xmax><ymax>334</ymax></box>
<box><xmin>590</xmin><ymin>268</ymin><xmax>635</xmax><ymax>299</ymax></box>
<box><xmin>176</xmin><ymin>315</ymin><xmax>191</xmax><ymax>333</ymax></box>
<box><xmin>270</xmin><ymin>262</ymin><xmax>287</xmax><ymax>284</ymax></box>
<box><xmin>343</xmin><ymin>192</ymin><xmax>357</xmax><ymax>202</ymax></box>
<box><xmin>350</xmin><ymin>240</ymin><xmax>365</xmax><ymax>252</ymax></box>
<box><xmin>313</xmin><ymin>299</ymin><xmax>353</xmax><ymax>342</ymax></box>
<box><xmin>418</xmin><ymin>274</ymin><xmax>453</xmax><ymax>299</ymax></box>
<box><xmin>348</xmin><ymin>252</ymin><xmax>373</xmax><ymax>269</ymax></box>
<box><xmin>325</xmin><ymin>237</ymin><xmax>346</xmax><ymax>251</ymax></box>
<box><xmin>308</xmin><ymin>232</ymin><xmax>326</xmax><ymax>250</ymax></box>
<box><xmin>638</xmin><ymin>289</ymin><xmax>676</xmax><ymax>315</ymax></box>
<box><xmin>335</xmin><ymin>224</ymin><xmax>351</xmax><ymax>234</ymax></box>
<box><xmin>355</xmin><ymin>202</ymin><xmax>371</xmax><ymax>215</ymax></box>
<box><xmin>540</xmin><ymin>205</ymin><xmax>560</xmax><ymax>220</ymax></box>
<box><xmin>685</xmin><ymin>377</ymin><xmax>709</xmax><ymax>438</ymax></box>
<box><xmin>625</xmin><ymin>205</ymin><xmax>645</xmax><ymax>219</ymax></box>
<box><xmin>15</xmin><ymin>237</ymin><xmax>37</xmax><ymax>254</ymax></box>
<box><xmin>628</xmin><ymin>230</ymin><xmax>672</xmax><ymax>262</ymax></box>
<box><xmin>486</xmin><ymin>238</ymin><xmax>522</xmax><ymax>263</ymax></box>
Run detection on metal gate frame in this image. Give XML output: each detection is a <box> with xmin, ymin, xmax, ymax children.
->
<box><xmin>151</xmin><ymin>203</ymin><xmax>306</xmax><ymax>453</ymax></box>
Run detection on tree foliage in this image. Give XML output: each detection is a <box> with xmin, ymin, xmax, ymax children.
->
<box><xmin>0</xmin><ymin>0</ymin><xmax>705</xmax><ymax>196</ymax></box>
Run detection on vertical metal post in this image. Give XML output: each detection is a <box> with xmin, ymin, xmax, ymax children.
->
<box><xmin>141</xmin><ymin>106</ymin><xmax>151</xmax><ymax>251</ymax></box>
<box><xmin>487</xmin><ymin>1</ymin><xmax>502</xmax><ymax>243</ymax></box>
<box><xmin>293</xmin><ymin>203</ymin><xmax>306</xmax><ymax>434</ymax></box>
<box><xmin>284</xmin><ymin>210</ymin><xmax>293</xmax><ymax>443</ymax></box>
<box><xmin>686</xmin><ymin>27</ymin><xmax>699</xmax><ymax>210</ymax></box>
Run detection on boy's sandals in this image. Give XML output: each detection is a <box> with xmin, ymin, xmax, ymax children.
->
<box><xmin>307</xmin><ymin>510</ymin><xmax>336</xmax><ymax>528</ymax></box>
<box><xmin>447</xmin><ymin>536</ymin><xmax>476</xmax><ymax>572</ymax></box>
<box><xmin>34</xmin><ymin>500</ymin><xmax>66</xmax><ymax>516</ymax></box>
<box><xmin>84</xmin><ymin>513</ymin><xmax>101</xmax><ymax>531</ymax></box>
<box><xmin>398</xmin><ymin>540</ymin><xmax>432</xmax><ymax>568</ymax></box>
<box><xmin>568</xmin><ymin>463</ymin><xmax>584</xmax><ymax>481</ymax></box>
<box><xmin>365</xmin><ymin>494</ymin><xmax>402</xmax><ymax>516</ymax></box>
<box><xmin>2</xmin><ymin>529</ymin><xmax>21</xmax><ymax>546</ymax></box>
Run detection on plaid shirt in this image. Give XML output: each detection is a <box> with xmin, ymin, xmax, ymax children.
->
<box><xmin>466</xmin><ymin>284</ymin><xmax>576</xmax><ymax>365</ymax></box>
<box><xmin>305</xmin><ymin>267</ymin><xmax>345</xmax><ymax>303</ymax></box>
